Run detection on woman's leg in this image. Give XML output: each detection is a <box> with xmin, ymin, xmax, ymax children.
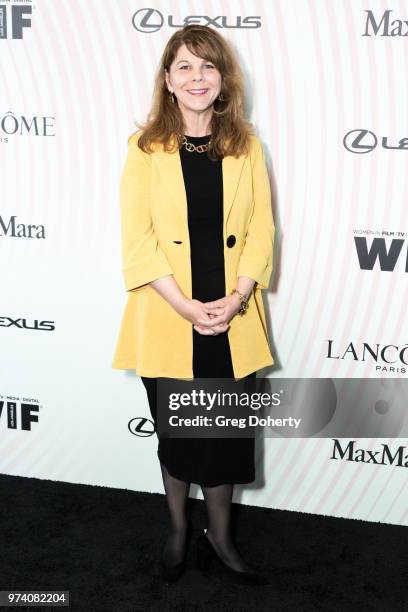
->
<box><xmin>160</xmin><ymin>462</ymin><xmax>190</xmax><ymax>567</ymax></box>
<box><xmin>201</xmin><ymin>482</ymin><xmax>252</xmax><ymax>573</ymax></box>
<box><xmin>141</xmin><ymin>376</ymin><xmax>190</xmax><ymax>567</ymax></box>
<box><xmin>197</xmin><ymin>368</ymin><xmax>257</xmax><ymax>573</ymax></box>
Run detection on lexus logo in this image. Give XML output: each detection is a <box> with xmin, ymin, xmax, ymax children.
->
<box><xmin>132</xmin><ymin>8</ymin><xmax>163</xmax><ymax>33</ymax></box>
<box><xmin>343</xmin><ymin>129</ymin><xmax>377</xmax><ymax>153</ymax></box>
<box><xmin>343</xmin><ymin>129</ymin><xmax>408</xmax><ymax>153</ymax></box>
<box><xmin>131</xmin><ymin>8</ymin><xmax>261</xmax><ymax>33</ymax></box>
<box><xmin>129</xmin><ymin>417</ymin><xmax>155</xmax><ymax>437</ymax></box>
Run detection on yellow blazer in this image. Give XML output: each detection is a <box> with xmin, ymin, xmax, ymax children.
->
<box><xmin>111</xmin><ymin>131</ymin><xmax>275</xmax><ymax>379</ymax></box>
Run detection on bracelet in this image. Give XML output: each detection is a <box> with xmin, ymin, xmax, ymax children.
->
<box><xmin>230</xmin><ymin>289</ymin><xmax>249</xmax><ymax>316</ymax></box>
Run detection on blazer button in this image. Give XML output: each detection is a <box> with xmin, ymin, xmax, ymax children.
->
<box><xmin>226</xmin><ymin>234</ymin><xmax>236</xmax><ymax>248</ymax></box>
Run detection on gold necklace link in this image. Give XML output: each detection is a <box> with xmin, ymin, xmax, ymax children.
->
<box><xmin>181</xmin><ymin>136</ymin><xmax>212</xmax><ymax>153</ymax></box>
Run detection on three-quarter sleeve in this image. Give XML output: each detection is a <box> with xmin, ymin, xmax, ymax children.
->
<box><xmin>119</xmin><ymin>136</ymin><xmax>174</xmax><ymax>291</ymax></box>
<box><xmin>237</xmin><ymin>137</ymin><xmax>275</xmax><ymax>289</ymax></box>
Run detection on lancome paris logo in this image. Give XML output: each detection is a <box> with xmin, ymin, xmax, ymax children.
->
<box><xmin>0</xmin><ymin>215</ymin><xmax>45</xmax><ymax>238</ymax></box>
<box><xmin>0</xmin><ymin>2</ymin><xmax>32</xmax><ymax>39</ymax></box>
<box><xmin>132</xmin><ymin>8</ymin><xmax>261</xmax><ymax>33</ymax></box>
<box><xmin>363</xmin><ymin>10</ymin><xmax>408</xmax><ymax>37</ymax></box>
<box><xmin>326</xmin><ymin>340</ymin><xmax>407</xmax><ymax>375</ymax></box>
<box><xmin>353</xmin><ymin>229</ymin><xmax>408</xmax><ymax>273</ymax></box>
<box><xmin>1</xmin><ymin>112</ymin><xmax>55</xmax><ymax>143</ymax></box>
<box><xmin>331</xmin><ymin>439</ymin><xmax>408</xmax><ymax>467</ymax></box>
<box><xmin>0</xmin><ymin>395</ymin><xmax>40</xmax><ymax>430</ymax></box>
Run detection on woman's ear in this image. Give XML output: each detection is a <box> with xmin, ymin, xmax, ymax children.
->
<box><xmin>164</xmin><ymin>70</ymin><xmax>170</xmax><ymax>91</ymax></box>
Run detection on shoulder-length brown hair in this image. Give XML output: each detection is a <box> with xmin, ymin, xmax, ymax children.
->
<box><xmin>132</xmin><ymin>25</ymin><xmax>255</xmax><ymax>160</ymax></box>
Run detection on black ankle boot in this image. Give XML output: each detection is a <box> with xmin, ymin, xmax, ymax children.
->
<box><xmin>196</xmin><ymin>529</ymin><xmax>270</xmax><ymax>586</ymax></box>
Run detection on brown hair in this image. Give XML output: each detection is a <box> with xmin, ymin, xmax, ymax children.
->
<box><xmin>133</xmin><ymin>25</ymin><xmax>255</xmax><ymax>160</ymax></box>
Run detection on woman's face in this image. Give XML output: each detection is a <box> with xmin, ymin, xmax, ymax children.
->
<box><xmin>165</xmin><ymin>44</ymin><xmax>222</xmax><ymax>118</ymax></box>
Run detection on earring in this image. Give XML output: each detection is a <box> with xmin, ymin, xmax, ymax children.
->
<box><xmin>169</xmin><ymin>92</ymin><xmax>175</xmax><ymax>104</ymax></box>
<box><xmin>217</xmin><ymin>93</ymin><xmax>226</xmax><ymax>101</ymax></box>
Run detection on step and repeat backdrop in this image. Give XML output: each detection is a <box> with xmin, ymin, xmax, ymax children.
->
<box><xmin>1</xmin><ymin>1</ymin><xmax>407</xmax><ymax>526</ymax></box>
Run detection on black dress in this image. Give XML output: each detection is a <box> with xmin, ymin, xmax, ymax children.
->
<box><xmin>141</xmin><ymin>134</ymin><xmax>256</xmax><ymax>486</ymax></box>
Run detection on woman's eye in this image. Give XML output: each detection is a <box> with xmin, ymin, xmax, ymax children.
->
<box><xmin>179</xmin><ymin>64</ymin><xmax>214</xmax><ymax>70</ymax></box>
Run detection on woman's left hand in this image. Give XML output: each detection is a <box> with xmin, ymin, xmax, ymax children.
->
<box><xmin>193</xmin><ymin>293</ymin><xmax>241</xmax><ymax>335</ymax></box>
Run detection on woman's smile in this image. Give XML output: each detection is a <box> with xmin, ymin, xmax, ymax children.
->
<box><xmin>187</xmin><ymin>88</ymin><xmax>209</xmax><ymax>96</ymax></box>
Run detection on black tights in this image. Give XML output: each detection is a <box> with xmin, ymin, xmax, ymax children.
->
<box><xmin>141</xmin><ymin>375</ymin><xmax>254</xmax><ymax>571</ymax></box>
<box><xmin>161</xmin><ymin>462</ymin><xmax>250</xmax><ymax>572</ymax></box>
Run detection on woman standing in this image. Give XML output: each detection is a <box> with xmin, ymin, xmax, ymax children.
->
<box><xmin>112</xmin><ymin>25</ymin><xmax>275</xmax><ymax>585</ymax></box>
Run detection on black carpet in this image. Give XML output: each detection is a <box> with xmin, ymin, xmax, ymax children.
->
<box><xmin>0</xmin><ymin>473</ymin><xmax>406</xmax><ymax>611</ymax></box>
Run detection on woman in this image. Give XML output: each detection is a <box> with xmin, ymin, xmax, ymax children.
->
<box><xmin>112</xmin><ymin>25</ymin><xmax>275</xmax><ymax>585</ymax></box>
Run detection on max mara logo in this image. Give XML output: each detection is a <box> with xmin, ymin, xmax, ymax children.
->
<box><xmin>363</xmin><ymin>10</ymin><xmax>408</xmax><ymax>36</ymax></box>
<box><xmin>331</xmin><ymin>439</ymin><xmax>408</xmax><ymax>467</ymax></box>
<box><xmin>0</xmin><ymin>215</ymin><xmax>45</xmax><ymax>238</ymax></box>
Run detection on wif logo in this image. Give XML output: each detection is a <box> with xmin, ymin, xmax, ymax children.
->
<box><xmin>0</xmin><ymin>397</ymin><xmax>40</xmax><ymax>430</ymax></box>
<box><xmin>0</xmin><ymin>4</ymin><xmax>32</xmax><ymax>40</ymax></box>
<box><xmin>354</xmin><ymin>236</ymin><xmax>408</xmax><ymax>272</ymax></box>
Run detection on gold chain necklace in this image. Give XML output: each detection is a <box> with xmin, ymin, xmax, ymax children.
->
<box><xmin>181</xmin><ymin>135</ymin><xmax>212</xmax><ymax>153</ymax></box>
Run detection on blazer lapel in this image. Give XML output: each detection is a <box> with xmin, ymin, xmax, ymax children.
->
<box><xmin>154</xmin><ymin>141</ymin><xmax>247</xmax><ymax>234</ymax></box>
<box><xmin>222</xmin><ymin>153</ymin><xmax>247</xmax><ymax>227</ymax></box>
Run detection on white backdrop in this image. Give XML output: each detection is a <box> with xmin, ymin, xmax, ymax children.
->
<box><xmin>1</xmin><ymin>0</ymin><xmax>407</xmax><ymax>526</ymax></box>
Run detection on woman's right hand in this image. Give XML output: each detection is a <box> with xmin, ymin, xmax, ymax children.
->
<box><xmin>149</xmin><ymin>276</ymin><xmax>229</xmax><ymax>335</ymax></box>
<box><xmin>178</xmin><ymin>298</ymin><xmax>229</xmax><ymax>335</ymax></box>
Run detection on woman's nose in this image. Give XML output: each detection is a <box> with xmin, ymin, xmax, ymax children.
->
<box><xmin>192</xmin><ymin>68</ymin><xmax>204</xmax><ymax>81</ymax></box>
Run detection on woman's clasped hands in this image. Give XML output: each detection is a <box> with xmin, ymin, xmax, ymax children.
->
<box><xmin>181</xmin><ymin>294</ymin><xmax>242</xmax><ymax>336</ymax></box>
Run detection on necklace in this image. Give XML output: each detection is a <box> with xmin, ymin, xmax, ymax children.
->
<box><xmin>181</xmin><ymin>135</ymin><xmax>212</xmax><ymax>153</ymax></box>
